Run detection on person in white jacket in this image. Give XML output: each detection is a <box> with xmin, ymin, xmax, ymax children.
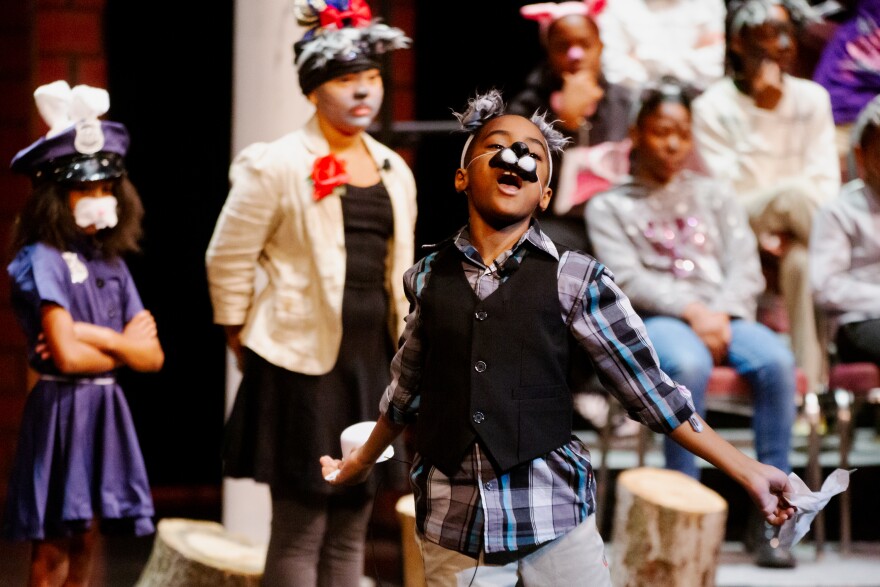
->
<box><xmin>691</xmin><ymin>0</ymin><xmax>839</xmax><ymax>394</ymax></box>
<box><xmin>598</xmin><ymin>0</ymin><xmax>727</xmax><ymax>93</ymax></box>
<box><xmin>204</xmin><ymin>1</ymin><xmax>415</xmax><ymax>584</ymax></box>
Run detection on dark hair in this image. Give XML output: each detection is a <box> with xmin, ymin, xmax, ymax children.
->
<box><xmin>852</xmin><ymin>95</ymin><xmax>880</xmax><ymax>151</ymax></box>
<box><xmin>725</xmin><ymin>0</ymin><xmax>818</xmax><ymax>77</ymax></box>
<box><xmin>9</xmin><ymin>175</ymin><xmax>145</xmax><ymax>260</ymax></box>
<box><xmin>631</xmin><ymin>76</ymin><xmax>699</xmax><ymax>129</ymax></box>
<box><xmin>846</xmin><ymin>94</ymin><xmax>880</xmax><ymax>178</ymax></box>
<box><xmin>544</xmin><ymin>11</ymin><xmax>600</xmax><ymax>47</ymax></box>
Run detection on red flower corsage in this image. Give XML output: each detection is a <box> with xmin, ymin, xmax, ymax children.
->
<box><xmin>311</xmin><ymin>153</ymin><xmax>350</xmax><ymax>201</ymax></box>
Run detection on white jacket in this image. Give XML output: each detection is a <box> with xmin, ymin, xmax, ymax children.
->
<box><xmin>205</xmin><ymin>115</ymin><xmax>417</xmax><ymax>375</ymax></box>
<box><xmin>692</xmin><ymin>76</ymin><xmax>840</xmax><ymax>206</ymax></box>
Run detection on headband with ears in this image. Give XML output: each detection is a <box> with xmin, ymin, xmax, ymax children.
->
<box><xmin>520</xmin><ymin>1</ymin><xmax>606</xmax><ymax>42</ymax></box>
<box><xmin>453</xmin><ymin>89</ymin><xmax>570</xmax><ymax>185</ymax></box>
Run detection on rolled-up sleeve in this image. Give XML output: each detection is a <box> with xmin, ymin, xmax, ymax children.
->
<box><xmin>560</xmin><ymin>254</ymin><xmax>696</xmax><ymax>433</ymax></box>
<box><xmin>379</xmin><ymin>256</ymin><xmax>434</xmax><ymax>424</ymax></box>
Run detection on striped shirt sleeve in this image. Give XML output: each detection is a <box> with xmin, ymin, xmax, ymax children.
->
<box><xmin>559</xmin><ymin>250</ymin><xmax>696</xmax><ymax>433</ymax></box>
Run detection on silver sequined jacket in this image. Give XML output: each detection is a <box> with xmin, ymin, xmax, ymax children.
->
<box><xmin>585</xmin><ymin>171</ymin><xmax>765</xmax><ymax>319</ymax></box>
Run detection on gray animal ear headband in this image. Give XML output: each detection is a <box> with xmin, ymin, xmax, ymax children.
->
<box><xmin>453</xmin><ymin>89</ymin><xmax>570</xmax><ymax>186</ymax></box>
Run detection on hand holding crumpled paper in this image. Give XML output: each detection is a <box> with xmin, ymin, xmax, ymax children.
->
<box><xmin>776</xmin><ymin>468</ymin><xmax>853</xmax><ymax>549</ymax></box>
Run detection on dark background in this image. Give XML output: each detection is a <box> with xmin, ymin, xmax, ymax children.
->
<box><xmin>104</xmin><ymin>0</ymin><xmax>234</xmax><ymax>491</ymax></box>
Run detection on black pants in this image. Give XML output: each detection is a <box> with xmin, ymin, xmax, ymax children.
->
<box><xmin>836</xmin><ymin>319</ymin><xmax>880</xmax><ymax>365</ymax></box>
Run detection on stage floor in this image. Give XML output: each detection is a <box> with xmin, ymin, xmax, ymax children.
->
<box><xmin>1</xmin><ymin>426</ymin><xmax>877</xmax><ymax>586</ymax></box>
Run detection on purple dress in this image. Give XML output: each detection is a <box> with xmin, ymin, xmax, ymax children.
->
<box><xmin>2</xmin><ymin>241</ymin><xmax>155</xmax><ymax>540</ymax></box>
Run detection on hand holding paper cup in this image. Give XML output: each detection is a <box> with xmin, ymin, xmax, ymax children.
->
<box><xmin>324</xmin><ymin>421</ymin><xmax>394</xmax><ymax>481</ymax></box>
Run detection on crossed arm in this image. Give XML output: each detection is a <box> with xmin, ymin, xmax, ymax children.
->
<box><xmin>40</xmin><ymin>304</ymin><xmax>164</xmax><ymax>374</ymax></box>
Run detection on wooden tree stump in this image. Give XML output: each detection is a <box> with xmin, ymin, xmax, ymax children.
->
<box><xmin>610</xmin><ymin>467</ymin><xmax>728</xmax><ymax>587</ymax></box>
<box><xmin>135</xmin><ymin>518</ymin><xmax>266</xmax><ymax>587</ymax></box>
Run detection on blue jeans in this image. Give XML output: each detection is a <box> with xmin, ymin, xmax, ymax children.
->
<box><xmin>644</xmin><ymin>317</ymin><xmax>796</xmax><ymax>479</ymax></box>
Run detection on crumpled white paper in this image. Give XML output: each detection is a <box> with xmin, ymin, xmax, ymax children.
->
<box><xmin>777</xmin><ymin>468</ymin><xmax>853</xmax><ymax>549</ymax></box>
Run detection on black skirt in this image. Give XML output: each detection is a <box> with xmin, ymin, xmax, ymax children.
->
<box><xmin>222</xmin><ymin>182</ymin><xmax>409</xmax><ymax>498</ymax></box>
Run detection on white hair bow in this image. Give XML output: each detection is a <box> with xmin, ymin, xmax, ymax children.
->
<box><xmin>34</xmin><ymin>80</ymin><xmax>110</xmax><ymax>138</ymax></box>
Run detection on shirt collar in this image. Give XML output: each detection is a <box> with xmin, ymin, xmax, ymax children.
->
<box><xmin>627</xmin><ymin>169</ymin><xmax>696</xmax><ymax>193</ymax></box>
<box><xmin>452</xmin><ymin>219</ymin><xmax>560</xmax><ymax>269</ymax></box>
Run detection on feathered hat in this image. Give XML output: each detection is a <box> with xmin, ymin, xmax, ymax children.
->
<box><xmin>10</xmin><ymin>80</ymin><xmax>129</xmax><ymax>185</ymax></box>
<box><xmin>292</xmin><ymin>0</ymin><xmax>411</xmax><ymax>96</ymax></box>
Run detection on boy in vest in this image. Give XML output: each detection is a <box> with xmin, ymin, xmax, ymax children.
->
<box><xmin>320</xmin><ymin>89</ymin><xmax>795</xmax><ymax>587</ymax></box>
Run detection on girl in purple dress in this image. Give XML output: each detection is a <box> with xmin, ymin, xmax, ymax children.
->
<box><xmin>3</xmin><ymin>80</ymin><xmax>164</xmax><ymax>586</ymax></box>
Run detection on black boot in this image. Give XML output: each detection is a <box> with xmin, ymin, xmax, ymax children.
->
<box><xmin>752</xmin><ymin>517</ymin><xmax>797</xmax><ymax>569</ymax></box>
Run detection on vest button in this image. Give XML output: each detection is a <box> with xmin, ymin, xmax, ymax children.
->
<box><xmin>473</xmin><ymin>411</ymin><xmax>485</xmax><ymax>424</ymax></box>
<box><xmin>474</xmin><ymin>360</ymin><xmax>487</xmax><ymax>372</ymax></box>
<box><xmin>475</xmin><ymin>310</ymin><xmax>488</xmax><ymax>321</ymax></box>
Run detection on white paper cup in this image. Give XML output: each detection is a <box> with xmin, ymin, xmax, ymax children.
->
<box><xmin>340</xmin><ymin>421</ymin><xmax>394</xmax><ymax>463</ymax></box>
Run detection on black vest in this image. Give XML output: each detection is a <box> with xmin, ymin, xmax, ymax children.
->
<box><xmin>416</xmin><ymin>244</ymin><xmax>575</xmax><ymax>476</ymax></box>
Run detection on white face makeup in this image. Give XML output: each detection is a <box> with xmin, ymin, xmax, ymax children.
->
<box><xmin>312</xmin><ymin>69</ymin><xmax>384</xmax><ymax>133</ymax></box>
<box><xmin>73</xmin><ymin>195</ymin><xmax>118</xmax><ymax>230</ymax></box>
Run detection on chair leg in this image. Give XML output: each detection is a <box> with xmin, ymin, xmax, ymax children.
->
<box><xmin>636</xmin><ymin>426</ymin><xmax>649</xmax><ymax>467</ymax></box>
<box><xmin>596</xmin><ymin>403</ymin><xmax>615</xmax><ymax>532</ymax></box>
<box><xmin>803</xmin><ymin>390</ymin><xmax>825</xmax><ymax>558</ymax></box>
<box><xmin>834</xmin><ymin>389</ymin><xmax>854</xmax><ymax>556</ymax></box>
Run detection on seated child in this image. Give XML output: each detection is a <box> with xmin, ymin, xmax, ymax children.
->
<box><xmin>586</xmin><ymin>77</ymin><xmax>798</xmax><ymax>568</ymax></box>
<box><xmin>810</xmin><ymin>94</ymin><xmax>880</xmax><ymax>366</ymax></box>
<box><xmin>509</xmin><ymin>0</ymin><xmax>632</xmax><ymax>250</ymax></box>
<box><xmin>320</xmin><ymin>89</ymin><xmax>795</xmax><ymax>585</ymax></box>
<box><xmin>691</xmin><ymin>0</ymin><xmax>840</xmax><ymax>393</ymax></box>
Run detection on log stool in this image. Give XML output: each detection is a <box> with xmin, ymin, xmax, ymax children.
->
<box><xmin>135</xmin><ymin>518</ymin><xmax>266</xmax><ymax>587</ymax></box>
<box><xmin>610</xmin><ymin>467</ymin><xmax>728</xmax><ymax>587</ymax></box>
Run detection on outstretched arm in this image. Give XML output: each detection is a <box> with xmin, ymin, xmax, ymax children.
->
<box><xmin>670</xmin><ymin>414</ymin><xmax>795</xmax><ymax>525</ymax></box>
<box><xmin>320</xmin><ymin>412</ymin><xmax>406</xmax><ymax>485</ymax></box>
<box><xmin>320</xmin><ymin>257</ymin><xmax>431</xmax><ymax>486</ymax></box>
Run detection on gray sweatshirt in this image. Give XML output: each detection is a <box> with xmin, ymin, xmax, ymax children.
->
<box><xmin>809</xmin><ymin>178</ymin><xmax>880</xmax><ymax>336</ymax></box>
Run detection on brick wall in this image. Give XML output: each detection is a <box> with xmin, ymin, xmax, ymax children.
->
<box><xmin>379</xmin><ymin>0</ymin><xmax>417</xmax><ymax>169</ymax></box>
<box><xmin>0</xmin><ymin>0</ymin><xmax>35</xmax><ymax>509</ymax></box>
<box><xmin>0</xmin><ymin>0</ymin><xmax>109</xmax><ymax>507</ymax></box>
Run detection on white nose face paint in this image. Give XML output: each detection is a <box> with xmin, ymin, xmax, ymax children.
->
<box><xmin>73</xmin><ymin>195</ymin><xmax>118</xmax><ymax>230</ymax></box>
<box><xmin>464</xmin><ymin>149</ymin><xmax>545</xmax><ymax>198</ymax></box>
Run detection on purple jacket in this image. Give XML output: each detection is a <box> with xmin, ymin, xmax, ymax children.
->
<box><xmin>814</xmin><ymin>1</ymin><xmax>880</xmax><ymax>125</ymax></box>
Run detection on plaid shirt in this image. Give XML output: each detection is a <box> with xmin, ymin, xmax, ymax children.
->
<box><xmin>379</xmin><ymin>222</ymin><xmax>696</xmax><ymax>556</ymax></box>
